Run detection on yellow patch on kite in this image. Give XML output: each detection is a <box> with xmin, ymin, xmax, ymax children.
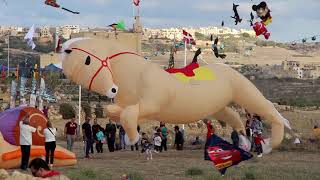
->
<box><xmin>173</xmin><ymin>67</ymin><xmax>216</xmax><ymax>82</ymax></box>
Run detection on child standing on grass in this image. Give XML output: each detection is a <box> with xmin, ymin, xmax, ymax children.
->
<box><xmin>141</xmin><ymin>133</ymin><xmax>152</xmax><ymax>160</ymax></box>
<box><xmin>153</xmin><ymin>132</ymin><xmax>162</xmax><ymax>153</ymax></box>
<box><xmin>254</xmin><ymin>132</ymin><xmax>265</xmax><ymax>157</ymax></box>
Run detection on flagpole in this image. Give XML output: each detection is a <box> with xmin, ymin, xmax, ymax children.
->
<box><xmin>184</xmin><ymin>41</ymin><xmax>187</xmax><ymax>67</ymax></box>
<box><xmin>78</xmin><ymin>85</ymin><xmax>81</xmax><ymax>136</ymax></box>
<box><xmin>183</xmin><ymin>40</ymin><xmax>187</xmax><ymax>131</ymax></box>
<box><xmin>7</xmin><ymin>35</ymin><xmax>9</xmax><ymax>77</ymax></box>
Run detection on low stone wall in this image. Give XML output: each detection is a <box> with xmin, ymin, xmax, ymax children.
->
<box><xmin>251</xmin><ymin>78</ymin><xmax>320</xmax><ymax>106</ymax></box>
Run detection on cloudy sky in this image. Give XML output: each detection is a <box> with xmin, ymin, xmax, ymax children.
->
<box><xmin>0</xmin><ymin>0</ymin><xmax>319</xmax><ymax>42</ymax></box>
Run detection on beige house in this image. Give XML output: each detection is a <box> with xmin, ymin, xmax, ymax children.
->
<box><xmin>71</xmin><ymin>16</ymin><xmax>142</xmax><ymax>54</ymax></box>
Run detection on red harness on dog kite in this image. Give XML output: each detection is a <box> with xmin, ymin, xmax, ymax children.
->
<box><xmin>70</xmin><ymin>48</ymin><xmax>140</xmax><ymax>90</ymax></box>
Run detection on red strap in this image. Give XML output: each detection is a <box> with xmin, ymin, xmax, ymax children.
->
<box><xmin>70</xmin><ymin>48</ymin><xmax>140</xmax><ymax>90</ymax></box>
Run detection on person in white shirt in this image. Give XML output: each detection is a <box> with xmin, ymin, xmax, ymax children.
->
<box><xmin>19</xmin><ymin>114</ymin><xmax>36</xmax><ymax>170</ymax></box>
<box><xmin>44</xmin><ymin>121</ymin><xmax>57</xmax><ymax>168</ymax></box>
<box><xmin>153</xmin><ymin>132</ymin><xmax>162</xmax><ymax>153</ymax></box>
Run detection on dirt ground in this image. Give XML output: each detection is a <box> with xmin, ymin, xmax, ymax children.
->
<box><xmin>54</xmin><ymin>141</ymin><xmax>320</xmax><ymax>180</ymax></box>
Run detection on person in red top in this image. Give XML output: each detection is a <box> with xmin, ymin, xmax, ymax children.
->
<box><xmin>254</xmin><ymin>132</ymin><xmax>265</xmax><ymax>157</ymax></box>
<box><xmin>29</xmin><ymin>158</ymin><xmax>61</xmax><ymax>178</ymax></box>
<box><xmin>64</xmin><ymin>116</ymin><xmax>78</xmax><ymax>151</ymax></box>
<box><xmin>203</xmin><ymin>118</ymin><xmax>215</xmax><ymax>160</ymax></box>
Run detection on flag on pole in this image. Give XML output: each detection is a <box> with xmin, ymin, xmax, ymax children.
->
<box><xmin>182</xmin><ymin>30</ymin><xmax>196</xmax><ymax>45</ymax></box>
<box><xmin>24</xmin><ymin>25</ymin><xmax>36</xmax><ymax>50</ymax></box>
<box><xmin>133</xmin><ymin>0</ymin><xmax>140</xmax><ymax>6</ymax></box>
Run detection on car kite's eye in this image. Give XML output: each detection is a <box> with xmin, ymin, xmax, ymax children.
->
<box><xmin>85</xmin><ymin>56</ymin><xmax>91</xmax><ymax>65</ymax></box>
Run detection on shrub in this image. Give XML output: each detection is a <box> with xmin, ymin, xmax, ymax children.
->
<box><xmin>185</xmin><ymin>167</ymin><xmax>204</xmax><ymax>176</ymax></box>
<box><xmin>242</xmin><ymin>33</ymin><xmax>250</xmax><ymax>38</ymax></box>
<box><xmin>59</xmin><ymin>103</ymin><xmax>75</xmax><ymax>119</ymax></box>
<box><xmin>82</xmin><ymin>102</ymin><xmax>92</xmax><ymax>118</ymax></box>
<box><xmin>95</xmin><ymin>104</ymin><xmax>103</xmax><ymax>118</ymax></box>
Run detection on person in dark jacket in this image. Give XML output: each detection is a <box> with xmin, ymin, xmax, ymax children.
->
<box><xmin>105</xmin><ymin>120</ymin><xmax>117</xmax><ymax>152</ymax></box>
<box><xmin>231</xmin><ymin>129</ymin><xmax>239</xmax><ymax>147</ymax></box>
<box><xmin>92</xmin><ymin>119</ymin><xmax>104</xmax><ymax>153</ymax></box>
<box><xmin>174</xmin><ymin>126</ymin><xmax>184</xmax><ymax>150</ymax></box>
<box><xmin>118</xmin><ymin>125</ymin><xmax>126</xmax><ymax>150</ymax></box>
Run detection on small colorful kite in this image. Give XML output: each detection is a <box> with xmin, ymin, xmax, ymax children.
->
<box><xmin>45</xmin><ymin>0</ymin><xmax>80</xmax><ymax>14</ymax></box>
<box><xmin>108</xmin><ymin>20</ymin><xmax>126</xmax><ymax>30</ymax></box>
<box><xmin>24</xmin><ymin>25</ymin><xmax>36</xmax><ymax>50</ymax></box>
<box><xmin>206</xmin><ymin>134</ymin><xmax>253</xmax><ymax>176</ymax></box>
<box><xmin>252</xmin><ymin>1</ymin><xmax>272</xmax><ymax>26</ymax></box>
<box><xmin>253</xmin><ymin>22</ymin><xmax>270</xmax><ymax>40</ymax></box>
<box><xmin>211</xmin><ymin>35</ymin><xmax>226</xmax><ymax>59</ymax></box>
<box><xmin>182</xmin><ymin>30</ymin><xmax>196</xmax><ymax>45</ymax></box>
<box><xmin>249</xmin><ymin>12</ymin><xmax>254</xmax><ymax>26</ymax></box>
<box><xmin>231</xmin><ymin>3</ymin><xmax>242</xmax><ymax>25</ymax></box>
<box><xmin>133</xmin><ymin>0</ymin><xmax>140</xmax><ymax>6</ymax></box>
<box><xmin>302</xmin><ymin>38</ymin><xmax>307</xmax><ymax>43</ymax></box>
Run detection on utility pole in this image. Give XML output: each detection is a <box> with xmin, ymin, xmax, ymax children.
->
<box><xmin>78</xmin><ymin>85</ymin><xmax>82</xmax><ymax>135</ymax></box>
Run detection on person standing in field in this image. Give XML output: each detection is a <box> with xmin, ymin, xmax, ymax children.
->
<box><xmin>20</xmin><ymin>113</ymin><xmax>36</xmax><ymax>170</ymax></box>
<box><xmin>43</xmin><ymin>121</ymin><xmax>57</xmax><ymax>169</ymax></box>
<box><xmin>64</xmin><ymin>116</ymin><xmax>78</xmax><ymax>151</ymax></box>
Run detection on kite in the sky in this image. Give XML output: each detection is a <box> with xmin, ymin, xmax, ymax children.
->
<box><xmin>253</xmin><ymin>22</ymin><xmax>270</xmax><ymax>40</ymax></box>
<box><xmin>221</xmin><ymin>21</ymin><xmax>224</xmax><ymax>27</ymax></box>
<box><xmin>302</xmin><ymin>38</ymin><xmax>307</xmax><ymax>43</ymax></box>
<box><xmin>108</xmin><ymin>20</ymin><xmax>126</xmax><ymax>38</ymax></box>
<box><xmin>252</xmin><ymin>1</ymin><xmax>272</xmax><ymax>26</ymax></box>
<box><xmin>211</xmin><ymin>35</ymin><xmax>226</xmax><ymax>59</ymax></box>
<box><xmin>108</xmin><ymin>20</ymin><xmax>126</xmax><ymax>31</ymax></box>
<box><xmin>231</xmin><ymin>3</ymin><xmax>242</xmax><ymax>25</ymax></box>
<box><xmin>24</xmin><ymin>25</ymin><xmax>36</xmax><ymax>50</ymax></box>
<box><xmin>133</xmin><ymin>0</ymin><xmax>140</xmax><ymax>6</ymax></box>
<box><xmin>249</xmin><ymin>12</ymin><xmax>254</xmax><ymax>26</ymax></box>
<box><xmin>45</xmin><ymin>0</ymin><xmax>80</xmax><ymax>14</ymax></box>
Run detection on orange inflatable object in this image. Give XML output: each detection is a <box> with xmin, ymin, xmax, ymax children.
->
<box><xmin>0</xmin><ymin>107</ymin><xmax>47</xmax><ymax>146</ymax></box>
<box><xmin>0</xmin><ymin>132</ymin><xmax>77</xmax><ymax>169</ymax></box>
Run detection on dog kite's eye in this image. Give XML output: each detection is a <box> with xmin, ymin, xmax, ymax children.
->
<box><xmin>85</xmin><ymin>56</ymin><xmax>91</xmax><ymax>65</ymax></box>
<box><xmin>64</xmin><ymin>49</ymin><xmax>72</xmax><ymax>54</ymax></box>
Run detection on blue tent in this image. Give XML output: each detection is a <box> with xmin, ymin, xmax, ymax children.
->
<box><xmin>44</xmin><ymin>63</ymin><xmax>62</xmax><ymax>72</ymax></box>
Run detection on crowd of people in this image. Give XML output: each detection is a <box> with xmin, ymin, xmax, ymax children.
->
<box><xmin>18</xmin><ymin>112</ymin><xmax>187</xmax><ymax>178</ymax></box>
<box><xmin>64</xmin><ymin>117</ymin><xmax>185</xmax><ymax>160</ymax></box>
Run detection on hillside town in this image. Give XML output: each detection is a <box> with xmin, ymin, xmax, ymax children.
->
<box><xmin>1</xmin><ymin>23</ymin><xmax>320</xmax><ymax>81</ymax></box>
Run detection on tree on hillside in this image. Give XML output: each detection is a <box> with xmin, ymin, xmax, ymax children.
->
<box><xmin>242</xmin><ymin>33</ymin><xmax>250</xmax><ymax>38</ymax></box>
<box><xmin>194</xmin><ymin>32</ymin><xmax>208</xmax><ymax>40</ymax></box>
<box><xmin>59</xmin><ymin>103</ymin><xmax>75</xmax><ymax>119</ymax></box>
